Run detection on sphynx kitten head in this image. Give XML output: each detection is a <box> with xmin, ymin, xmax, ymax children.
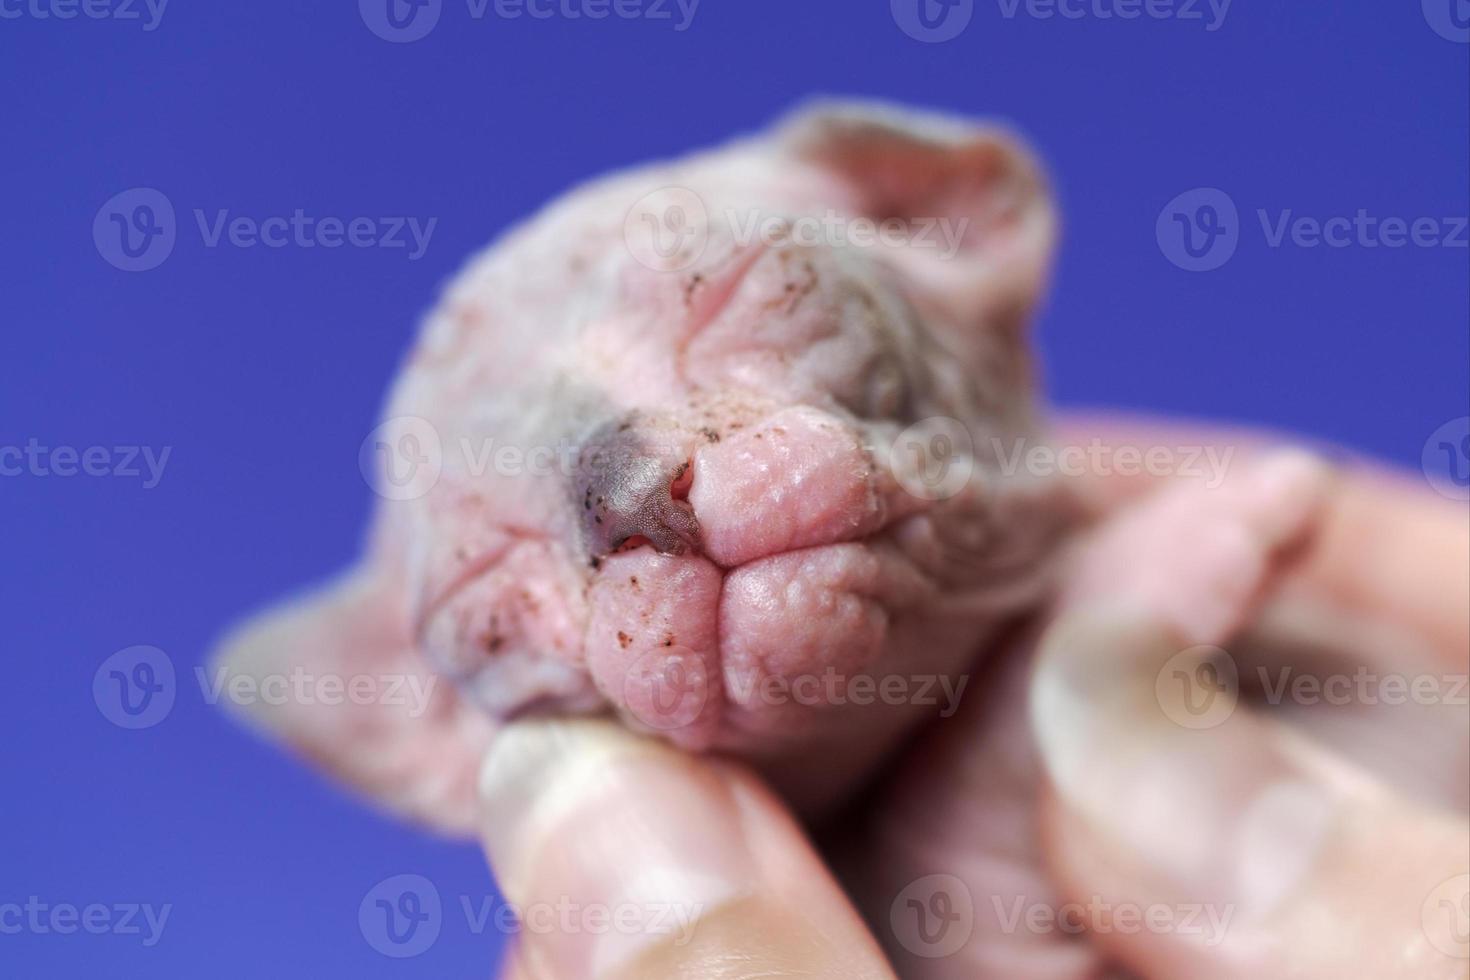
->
<box><xmin>214</xmin><ymin>101</ymin><xmax>1069</xmax><ymax>834</ymax></box>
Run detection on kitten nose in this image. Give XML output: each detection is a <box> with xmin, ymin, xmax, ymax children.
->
<box><xmin>577</xmin><ymin>417</ymin><xmax>700</xmax><ymax>559</ymax></box>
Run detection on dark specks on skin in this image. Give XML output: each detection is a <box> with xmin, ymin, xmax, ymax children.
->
<box><xmin>483</xmin><ymin>615</ymin><xmax>505</xmax><ymax>654</ymax></box>
<box><xmin>699</xmin><ymin>427</ymin><xmax>721</xmax><ymax>444</ymax></box>
<box><xmin>683</xmin><ymin>272</ymin><xmax>705</xmax><ymax>306</ymax></box>
<box><xmin>617</xmin><ymin>631</ymin><xmax>632</xmax><ymax>649</ymax></box>
<box><xmin>762</xmin><ymin>255</ymin><xmax>819</xmax><ymax>315</ymax></box>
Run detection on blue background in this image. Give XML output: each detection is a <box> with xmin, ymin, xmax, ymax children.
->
<box><xmin>2</xmin><ymin>0</ymin><xmax>1466</xmax><ymax>976</ymax></box>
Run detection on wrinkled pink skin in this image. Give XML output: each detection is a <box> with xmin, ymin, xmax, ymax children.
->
<box><xmin>216</xmin><ymin>102</ymin><xmax>1073</xmax><ymax>833</ymax></box>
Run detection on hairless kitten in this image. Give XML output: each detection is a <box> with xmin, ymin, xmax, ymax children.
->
<box><xmin>213</xmin><ymin>101</ymin><xmax>1327</xmax><ymax>836</ymax></box>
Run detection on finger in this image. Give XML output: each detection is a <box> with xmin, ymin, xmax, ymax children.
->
<box><xmin>1032</xmin><ymin>608</ymin><xmax>1470</xmax><ymax>980</ymax></box>
<box><xmin>1230</xmin><ymin>592</ymin><xmax>1470</xmax><ymax>815</ymax></box>
<box><xmin>1054</xmin><ymin>414</ymin><xmax>1468</xmax><ymax>662</ymax></box>
<box><xmin>1056</xmin><ymin>448</ymin><xmax>1329</xmax><ymax>645</ymax></box>
<box><xmin>1058</xmin><ymin>419</ymin><xmax>1469</xmax><ymax>811</ymax></box>
<box><xmin>1029</xmin><ymin>446</ymin><xmax>1468</xmax><ymax>976</ymax></box>
<box><xmin>479</xmin><ymin>718</ymin><xmax>895</xmax><ymax>979</ymax></box>
<box><xmin>497</xmin><ymin>945</ymin><xmax>531</xmax><ymax>980</ymax></box>
<box><xmin>828</xmin><ymin>451</ymin><xmax>1330</xmax><ymax>978</ymax></box>
<box><xmin>831</xmin><ymin>634</ymin><xmax>1111</xmax><ymax>979</ymax></box>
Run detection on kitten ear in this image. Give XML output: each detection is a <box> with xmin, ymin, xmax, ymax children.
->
<box><xmin>779</xmin><ymin>100</ymin><xmax>1057</xmax><ymax>336</ymax></box>
<box><xmin>210</xmin><ymin>566</ymin><xmax>492</xmax><ymax>837</ymax></box>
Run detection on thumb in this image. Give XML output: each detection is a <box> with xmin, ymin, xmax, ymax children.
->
<box><xmin>478</xmin><ymin>718</ymin><xmax>895</xmax><ymax>979</ymax></box>
<box><xmin>1030</xmin><ymin>608</ymin><xmax>1470</xmax><ymax>980</ymax></box>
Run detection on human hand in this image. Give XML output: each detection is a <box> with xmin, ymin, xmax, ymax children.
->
<box><xmin>833</xmin><ymin>426</ymin><xmax>1469</xmax><ymax>978</ymax></box>
<box><xmin>478</xmin><ymin>428</ymin><xmax>1469</xmax><ymax>979</ymax></box>
<box><xmin>477</xmin><ymin>716</ymin><xmax>896</xmax><ymax>978</ymax></box>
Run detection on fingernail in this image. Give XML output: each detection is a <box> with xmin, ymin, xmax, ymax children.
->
<box><xmin>1249</xmin><ymin>449</ymin><xmax>1332</xmax><ymax>545</ymax></box>
<box><xmin>1031</xmin><ymin>608</ymin><xmax>1336</xmax><ymax>926</ymax></box>
<box><xmin>479</xmin><ymin>719</ymin><xmax>754</xmax><ymax>977</ymax></box>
